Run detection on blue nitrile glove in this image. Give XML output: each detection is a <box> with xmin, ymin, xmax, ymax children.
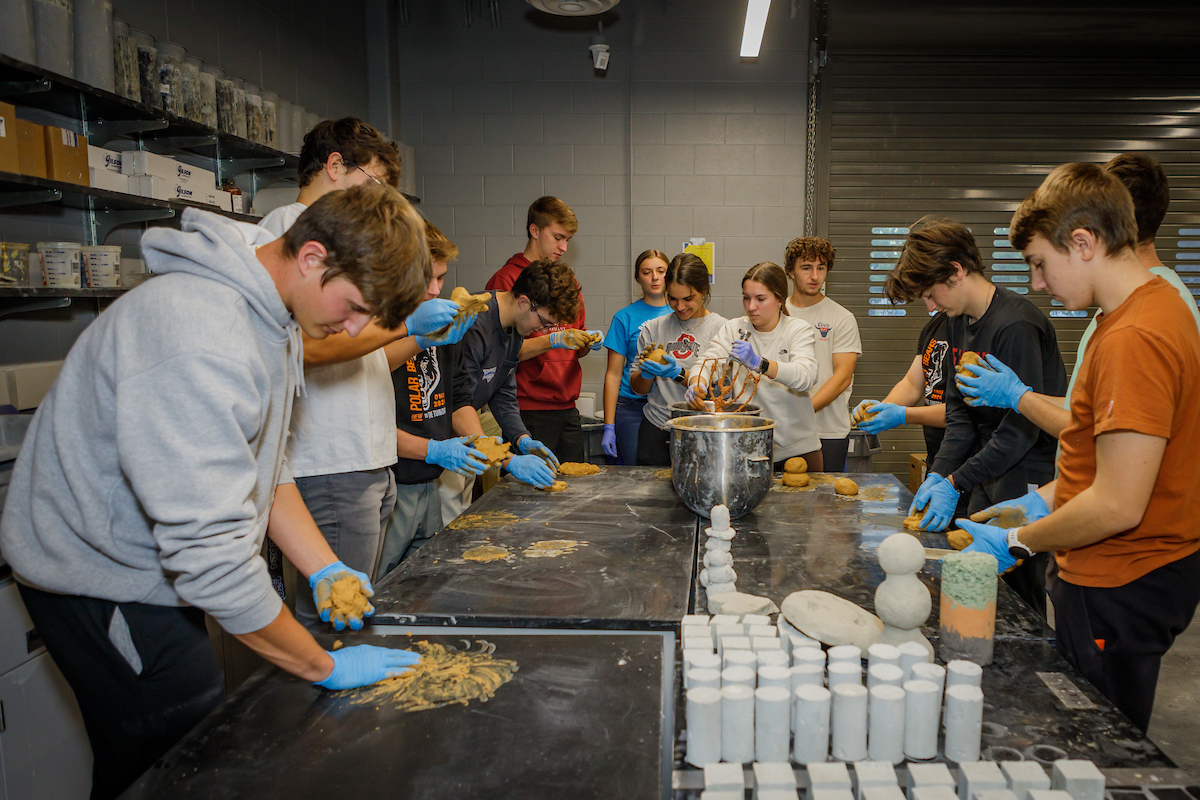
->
<box><xmin>315</xmin><ymin>644</ymin><xmax>422</xmax><ymax>690</ymax></box>
<box><xmin>425</xmin><ymin>436</ymin><xmax>488</xmax><ymax>477</ymax></box>
<box><xmin>685</xmin><ymin>383</ymin><xmax>706</xmax><ymax>409</ymax></box>
<box><xmin>403</xmin><ymin>298</ymin><xmax>460</xmax><ymax>337</ymax></box>
<box><xmin>958</xmin><ymin>520</ymin><xmax>1018</xmax><ymax>574</ymax></box>
<box><xmin>309</xmin><ymin>561</ymin><xmax>375</xmax><ymax>631</ymax></box>
<box><xmin>858</xmin><ymin>401</ymin><xmax>907</xmax><ymax>434</ymax></box>
<box><xmin>957</xmin><ymin>354</ymin><xmax>1030</xmax><ymax>411</ymax></box>
<box><xmin>416</xmin><ymin>314</ymin><xmax>476</xmax><ymax>349</ymax></box>
<box><xmin>968</xmin><ymin>489</ymin><xmax>1048</xmax><ymax>529</ymax></box>
<box><xmin>505</xmin><ymin>454</ymin><xmax>556</xmax><ymax>488</ymax></box>
<box><xmin>602</xmin><ymin>424</ymin><xmax>618</xmax><ymax>458</ymax></box>
<box><xmin>731</xmin><ymin>340</ymin><xmax>762</xmax><ymax>371</ymax></box>
<box><xmin>547</xmin><ymin>330</ymin><xmax>575</xmax><ymax>349</ymax></box>
<box><xmin>584</xmin><ymin>329</ymin><xmax>604</xmax><ymax>344</ymax></box>
<box><xmin>909</xmin><ymin>473</ymin><xmax>960</xmax><ymax>533</ymax></box>
<box><xmin>640</xmin><ymin>352</ymin><xmax>682</xmax><ymax>380</ymax></box>
<box><xmin>518</xmin><ymin>435</ymin><xmax>561</xmax><ymax>471</ymax></box>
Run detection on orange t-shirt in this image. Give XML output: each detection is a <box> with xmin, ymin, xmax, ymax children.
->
<box><xmin>1055</xmin><ymin>278</ymin><xmax>1200</xmax><ymax>587</ymax></box>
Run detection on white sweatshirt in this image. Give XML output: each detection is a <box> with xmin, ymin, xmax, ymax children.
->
<box><xmin>698</xmin><ymin>315</ymin><xmax>821</xmax><ymax>460</ymax></box>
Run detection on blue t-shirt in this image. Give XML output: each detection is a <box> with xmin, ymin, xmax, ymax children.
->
<box><xmin>604</xmin><ymin>299</ymin><xmax>673</xmax><ymax>400</ymax></box>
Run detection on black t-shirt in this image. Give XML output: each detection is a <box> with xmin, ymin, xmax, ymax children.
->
<box><xmin>392</xmin><ymin>343</ymin><xmax>473</xmax><ymax>486</ymax></box>
<box><xmin>917</xmin><ymin>311</ymin><xmax>951</xmax><ymax>462</ymax></box>
<box><xmin>932</xmin><ymin>287</ymin><xmax>1068</xmax><ymax>492</ymax></box>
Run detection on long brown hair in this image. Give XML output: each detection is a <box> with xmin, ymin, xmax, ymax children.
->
<box><xmin>665</xmin><ymin>253</ymin><xmax>711</xmax><ymax>305</ymax></box>
<box><xmin>742</xmin><ymin>261</ymin><xmax>790</xmax><ymax>316</ymax></box>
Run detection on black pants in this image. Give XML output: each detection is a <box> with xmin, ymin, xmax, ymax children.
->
<box><xmin>18</xmin><ymin>584</ymin><xmax>224</xmax><ymax>800</ymax></box>
<box><xmin>820</xmin><ymin>437</ymin><xmax>850</xmax><ymax>472</ymax></box>
<box><xmin>1051</xmin><ymin>547</ymin><xmax>1200</xmax><ymax>732</ymax></box>
<box><xmin>636</xmin><ymin>417</ymin><xmax>671</xmax><ymax>467</ymax></box>
<box><xmin>520</xmin><ymin>408</ymin><xmax>585</xmax><ymax>462</ymax></box>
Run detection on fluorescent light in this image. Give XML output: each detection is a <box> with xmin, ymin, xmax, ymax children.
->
<box><xmin>740</xmin><ymin>0</ymin><xmax>771</xmax><ymax>58</ymax></box>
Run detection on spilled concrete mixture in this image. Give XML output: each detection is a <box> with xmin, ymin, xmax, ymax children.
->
<box><xmin>521</xmin><ymin>539</ymin><xmax>586</xmax><ymax>558</ymax></box>
<box><xmin>445</xmin><ymin>511</ymin><xmax>524</xmax><ymax>531</ymax></box>
<box><xmin>461</xmin><ymin>544</ymin><xmax>511</xmax><ymax>562</ymax></box>
<box><xmin>347</xmin><ymin>640</ymin><xmax>518</xmax><ymax>713</ymax></box>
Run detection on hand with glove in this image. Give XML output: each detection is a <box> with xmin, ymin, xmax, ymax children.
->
<box><xmin>309</xmin><ymin>561</ymin><xmax>375</xmax><ymax>631</ymax></box>
<box><xmin>517</xmin><ymin>435</ymin><xmax>560</xmax><ymax>471</ymax></box>
<box><xmin>602</xmin><ymin>424</ymin><xmax>618</xmax><ymax>458</ymax></box>
<box><xmin>416</xmin><ymin>314</ymin><xmax>475</xmax><ymax>349</ymax></box>
<box><xmin>730</xmin><ymin>340</ymin><xmax>762</xmax><ymax>371</ymax></box>
<box><xmin>582</xmin><ymin>329</ymin><xmax>604</xmax><ymax>348</ymax></box>
<box><xmin>425</xmin><ymin>436</ymin><xmax>488</xmax><ymax>477</ymax></box>
<box><xmin>957</xmin><ymin>354</ymin><xmax>1030</xmax><ymax>410</ymax></box>
<box><xmin>968</xmin><ymin>489</ymin><xmax>1048</xmax><ymax>529</ymax></box>
<box><xmin>505</xmin><ymin>453</ymin><xmax>556</xmax><ymax>488</ymax></box>
<box><xmin>403</xmin><ymin>298</ymin><xmax>459</xmax><ymax>338</ymax></box>
<box><xmin>548</xmin><ymin>329</ymin><xmax>593</xmax><ymax>350</ymax></box>
<box><xmin>639</xmin><ymin>351</ymin><xmax>682</xmax><ymax>381</ymax></box>
<box><xmin>685</xmin><ymin>382</ymin><xmax>707</xmax><ymax>410</ymax></box>
<box><xmin>315</xmin><ymin>644</ymin><xmax>422</xmax><ymax>690</ymax></box>
<box><xmin>858</xmin><ymin>401</ymin><xmax>907</xmax><ymax>434</ymax></box>
<box><xmin>908</xmin><ymin>473</ymin><xmax>960</xmax><ymax>532</ymax></box>
<box><xmin>958</xmin><ymin>520</ymin><xmax>1019</xmax><ymax>574</ymax></box>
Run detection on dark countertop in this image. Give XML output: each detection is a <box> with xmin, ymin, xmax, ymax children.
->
<box><xmin>119</xmin><ymin>631</ymin><xmax>672</xmax><ymax>800</ymax></box>
<box><xmin>370</xmin><ymin>467</ymin><xmax>698</xmax><ymax>630</ymax></box>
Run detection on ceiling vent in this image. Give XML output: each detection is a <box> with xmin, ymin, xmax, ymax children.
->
<box><xmin>526</xmin><ymin>0</ymin><xmax>619</xmax><ymax>16</ymax></box>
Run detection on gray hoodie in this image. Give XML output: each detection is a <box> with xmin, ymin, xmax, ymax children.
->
<box><xmin>0</xmin><ymin>209</ymin><xmax>303</xmax><ymax>635</ymax></box>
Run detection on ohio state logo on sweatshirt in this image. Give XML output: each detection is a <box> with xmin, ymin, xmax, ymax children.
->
<box><xmin>667</xmin><ymin>333</ymin><xmax>698</xmax><ymax>360</ymax></box>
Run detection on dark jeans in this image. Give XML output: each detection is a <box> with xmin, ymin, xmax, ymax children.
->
<box><xmin>637</xmin><ymin>416</ymin><xmax>671</xmax><ymax>467</ymax></box>
<box><xmin>17</xmin><ymin>584</ymin><xmax>224</xmax><ymax>800</ymax></box>
<box><xmin>520</xmin><ymin>407</ymin><xmax>585</xmax><ymax>462</ymax></box>
<box><xmin>820</xmin><ymin>437</ymin><xmax>850</xmax><ymax>472</ymax></box>
<box><xmin>1051</xmin><ymin>547</ymin><xmax>1200</xmax><ymax>732</ymax></box>
<box><xmin>614</xmin><ymin>395</ymin><xmax>647</xmax><ymax>465</ymax></box>
<box><xmin>966</xmin><ymin>465</ymin><xmax>1054</xmax><ymax>619</ymax></box>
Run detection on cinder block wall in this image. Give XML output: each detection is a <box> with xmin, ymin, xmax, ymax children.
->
<box><xmin>397</xmin><ymin>0</ymin><xmax>811</xmax><ymax>406</ymax></box>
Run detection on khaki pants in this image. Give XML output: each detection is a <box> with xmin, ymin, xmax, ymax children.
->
<box><xmin>436</xmin><ymin>408</ymin><xmax>504</xmax><ymax>523</ymax></box>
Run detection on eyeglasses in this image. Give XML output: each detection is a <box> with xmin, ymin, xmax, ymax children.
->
<box><xmin>349</xmin><ymin>163</ymin><xmax>384</xmax><ymax>187</ymax></box>
<box><xmin>529</xmin><ymin>302</ymin><xmax>555</xmax><ymax>331</ymax></box>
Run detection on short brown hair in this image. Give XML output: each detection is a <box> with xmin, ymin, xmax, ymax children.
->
<box><xmin>424</xmin><ymin>220</ymin><xmax>458</xmax><ymax>263</ymax></box>
<box><xmin>885</xmin><ymin>217</ymin><xmax>983</xmax><ymax>304</ymax></box>
<box><xmin>526</xmin><ymin>196</ymin><xmax>578</xmax><ymax>239</ymax></box>
<box><xmin>297</xmin><ymin>117</ymin><xmax>402</xmax><ymax>189</ymax></box>
<box><xmin>1104</xmin><ymin>154</ymin><xmax>1169</xmax><ymax>245</ymax></box>
<box><xmin>666</xmin><ymin>252</ymin><xmax>711</xmax><ymax>304</ymax></box>
<box><xmin>510</xmin><ymin>258</ymin><xmax>581</xmax><ymax>324</ymax></box>
<box><xmin>281</xmin><ymin>184</ymin><xmax>430</xmax><ymax>329</ymax></box>
<box><xmin>742</xmin><ymin>262</ymin><xmax>791</xmax><ymax>316</ymax></box>
<box><xmin>784</xmin><ymin>236</ymin><xmax>836</xmax><ymax>275</ymax></box>
<box><xmin>1010</xmin><ymin>163</ymin><xmax>1138</xmax><ymax>257</ymax></box>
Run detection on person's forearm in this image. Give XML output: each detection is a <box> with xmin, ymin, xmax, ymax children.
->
<box><xmin>452</xmin><ymin>406</ymin><xmax>485</xmax><ymax>438</ymax></box>
<box><xmin>811</xmin><ymin>374</ymin><xmax>852</xmax><ymax>413</ymax></box>
<box><xmin>396</xmin><ymin>429</ymin><xmax>431</xmax><ymax>461</ymax></box>
<box><xmin>904</xmin><ymin>403</ymin><xmax>945</xmax><ymax>428</ymax></box>
<box><xmin>629</xmin><ymin>372</ymin><xmax>654</xmax><ymax>395</ymax></box>
<box><xmin>602</xmin><ymin>370</ymin><xmax>621</xmax><ymax>425</ymax></box>
<box><xmin>882</xmin><ymin>381</ymin><xmax>922</xmax><ymax>407</ymax></box>
<box><xmin>303</xmin><ymin>322</ymin><xmax>405</xmax><ymax>368</ymax></box>
<box><xmin>1016</xmin><ymin>392</ymin><xmax>1071</xmax><ymax>438</ymax></box>
<box><xmin>1019</xmin><ymin>484</ymin><xmax>1140</xmax><ymax>552</ymax></box>
<box><xmin>519</xmin><ymin>336</ymin><xmax>553</xmax><ymax>361</ymax></box>
<box><xmin>266</xmin><ymin>483</ymin><xmax>337</xmax><ymax>577</ymax></box>
<box><xmin>384</xmin><ymin>337</ymin><xmax>424</xmax><ymax>371</ymax></box>
<box><xmin>233</xmin><ymin>606</ymin><xmax>334</xmax><ymax>682</ymax></box>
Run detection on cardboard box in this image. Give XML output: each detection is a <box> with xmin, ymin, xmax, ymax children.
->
<box><xmin>909</xmin><ymin>452</ymin><xmax>927</xmax><ymax>494</ymax></box>
<box><xmin>170</xmin><ymin>161</ymin><xmax>216</xmax><ymax>191</ymax></box>
<box><xmin>15</xmin><ymin>119</ymin><xmax>47</xmax><ymax>179</ymax></box>
<box><xmin>89</xmin><ymin>167</ymin><xmax>130</xmax><ymax>194</ymax></box>
<box><xmin>120</xmin><ymin>150</ymin><xmax>177</xmax><ymax>180</ymax></box>
<box><xmin>0</xmin><ymin>102</ymin><xmax>18</xmax><ymax>174</ymax></box>
<box><xmin>87</xmin><ymin>144</ymin><xmax>123</xmax><ymax>175</ymax></box>
<box><xmin>130</xmin><ymin>174</ymin><xmax>171</xmax><ymax>201</ymax></box>
<box><xmin>44</xmin><ymin>125</ymin><xmax>89</xmax><ymax>185</ymax></box>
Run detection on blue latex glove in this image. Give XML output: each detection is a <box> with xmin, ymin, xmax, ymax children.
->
<box><xmin>425</xmin><ymin>436</ymin><xmax>488</xmax><ymax>477</ymax></box>
<box><xmin>957</xmin><ymin>354</ymin><xmax>1031</xmax><ymax>411</ymax></box>
<box><xmin>640</xmin><ymin>352</ymin><xmax>682</xmax><ymax>380</ymax></box>
<box><xmin>315</xmin><ymin>644</ymin><xmax>422</xmax><ymax>691</ymax></box>
<box><xmin>909</xmin><ymin>473</ymin><xmax>960</xmax><ymax>532</ymax></box>
<box><xmin>547</xmin><ymin>330</ymin><xmax>579</xmax><ymax>349</ymax></box>
<box><xmin>416</xmin><ymin>314</ymin><xmax>476</xmax><ymax>349</ymax></box>
<box><xmin>309</xmin><ymin>561</ymin><xmax>375</xmax><ymax>631</ymax></box>
<box><xmin>505</xmin><ymin>453</ymin><xmax>556</xmax><ymax>488</ymax></box>
<box><xmin>602</xmin><ymin>424</ymin><xmax>618</xmax><ymax>458</ymax></box>
<box><xmin>858</xmin><ymin>401</ymin><xmax>907</xmax><ymax>434</ymax></box>
<box><xmin>584</xmin><ymin>329</ymin><xmax>604</xmax><ymax>344</ymax></box>
<box><xmin>403</xmin><ymin>298</ymin><xmax>459</xmax><ymax>338</ymax></box>
<box><xmin>685</xmin><ymin>383</ymin><xmax>706</xmax><ymax>409</ymax></box>
<box><xmin>968</xmin><ymin>489</ymin><xmax>1048</xmax><ymax>529</ymax></box>
<box><xmin>518</xmin><ymin>435</ymin><xmax>561</xmax><ymax>471</ymax></box>
<box><xmin>730</xmin><ymin>340</ymin><xmax>762</xmax><ymax>371</ymax></box>
<box><xmin>958</xmin><ymin>520</ymin><xmax>1019</xmax><ymax>574</ymax></box>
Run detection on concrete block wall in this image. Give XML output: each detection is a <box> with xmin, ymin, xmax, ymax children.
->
<box><xmin>397</xmin><ymin>0</ymin><xmax>810</xmax><ymax>406</ymax></box>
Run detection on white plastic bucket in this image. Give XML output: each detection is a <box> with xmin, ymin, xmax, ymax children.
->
<box><xmin>37</xmin><ymin>241</ymin><xmax>82</xmax><ymax>288</ymax></box>
<box><xmin>82</xmin><ymin>245</ymin><xmax>121</xmax><ymax>288</ymax></box>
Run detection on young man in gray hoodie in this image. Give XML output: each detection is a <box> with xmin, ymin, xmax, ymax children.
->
<box><xmin>0</xmin><ymin>184</ymin><xmax>428</xmax><ymax>800</ymax></box>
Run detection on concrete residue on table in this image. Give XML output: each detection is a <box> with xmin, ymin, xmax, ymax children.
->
<box><xmin>445</xmin><ymin>511</ymin><xmax>526</xmax><ymax>530</ymax></box>
<box><xmin>346</xmin><ymin>640</ymin><xmax>518</xmax><ymax>713</ymax></box>
<box><xmin>653</xmin><ymin>468</ymin><xmax>673</xmax><ymax>481</ymax></box>
<box><xmin>461</xmin><ymin>544</ymin><xmax>512</xmax><ymax>562</ymax></box>
<box><xmin>521</xmin><ymin>539</ymin><xmax>587</xmax><ymax>558</ymax></box>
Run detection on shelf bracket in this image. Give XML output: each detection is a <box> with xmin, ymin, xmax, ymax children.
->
<box><xmin>0</xmin><ymin>297</ymin><xmax>71</xmax><ymax>320</ymax></box>
<box><xmin>221</xmin><ymin>156</ymin><xmax>286</xmax><ymax>178</ymax></box>
<box><xmin>0</xmin><ymin>188</ymin><xmax>62</xmax><ymax>208</ymax></box>
<box><xmin>85</xmin><ymin>118</ymin><xmax>170</xmax><ymax>147</ymax></box>
<box><xmin>0</xmin><ymin>78</ymin><xmax>51</xmax><ymax>98</ymax></box>
<box><xmin>93</xmin><ymin>208</ymin><xmax>175</xmax><ymax>243</ymax></box>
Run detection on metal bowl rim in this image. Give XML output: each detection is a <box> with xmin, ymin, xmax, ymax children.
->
<box><xmin>665</xmin><ymin>413</ymin><xmax>777</xmax><ymax>432</ymax></box>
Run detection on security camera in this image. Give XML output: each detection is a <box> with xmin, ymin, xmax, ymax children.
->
<box><xmin>589</xmin><ymin>41</ymin><xmax>610</xmax><ymax>71</ymax></box>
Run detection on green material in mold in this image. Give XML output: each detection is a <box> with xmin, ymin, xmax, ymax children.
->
<box><xmin>942</xmin><ymin>551</ymin><xmax>998</xmax><ymax>610</ymax></box>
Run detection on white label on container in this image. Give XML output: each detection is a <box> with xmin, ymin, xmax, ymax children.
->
<box><xmin>61</xmin><ymin>129</ymin><xmax>78</xmax><ymax>148</ymax></box>
<box><xmin>0</xmin><ymin>118</ymin><xmax>6</xmax><ymax>138</ymax></box>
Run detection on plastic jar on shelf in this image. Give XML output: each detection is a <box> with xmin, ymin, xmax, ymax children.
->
<box><xmin>290</xmin><ymin>104</ymin><xmax>306</xmax><ymax>155</ymax></box>
<box><xmin>0</xmin><ymin>243</ymin><xmax>31</xmax><ymax>287</ymax></box>
<box><xmin>228</xmin><ymin>77</ymin><xmax>248</xmax><ymax>139</ymax></box>
<box><xmin>32</xmin><ymin>0</ymin><xmax>74</xmax><ymax>77</ymax></box>
<box><xmin>181</xmin><ymin>55</ymin><xmax>204</xmax><ymax>123</ymax></box>
<box><xmin>82</xmin><ymin>245</ymin><xmax>121</xmax><ymax>288</ymax></box>
<box><xmin>244</xmin><ymin>83</ymin><xmax>264</xmax><ymax>145</ymax></box>
<box><xmin>74</xmin><ymin>0</ymin><xmax>114</xmax><ymax>91</ymax></box>
<box><xmin>276</xmin><ymin>97</ymin><xmax>292</xmax><ymax>154</ymax></box>
<box><xmin>193</xmin><ymin>59</ymin><xmax>218</xmax><ymax>128</ymax></box>
<box><xmin>0</xmin><ymin>0</ymin><xmax>36</xmax><ymax>63</ymax></box>
<box><xmin>260</xmin><ymin>90</ymin><xmax>279</xmax><ymax>150</ymax></box>
<box><xmin>131</xmin><ymin>30</ymin><xmax>160</xmax><ymax>109</ymax></box>
<box><xmin>37</xmin><ymin>242</ymin><xmax>83</xmax><ymax>289</ymax></box>
<box><xmin>112</xmin><ymin>19</ymin><xmax>139</xmax><ymax>101</ymax></box>
<box><xmin>154</xmin><ymin>40</ymin><xmax>185</xmax><ymax>116</ymax></box>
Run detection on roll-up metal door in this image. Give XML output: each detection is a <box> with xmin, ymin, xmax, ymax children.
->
<box><xmin>816</xmin><ymin>55</ymin><xmax>1200</xmax><ymax>480</ymax></box>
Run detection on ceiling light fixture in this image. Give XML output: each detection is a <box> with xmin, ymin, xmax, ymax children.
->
<box><xmin>740</xmin><ymin>0</ymin><xmax>772</xmax><ymax>58</ymax></box>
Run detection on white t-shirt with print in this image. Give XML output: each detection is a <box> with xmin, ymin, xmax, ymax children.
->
<box><xmin>786</xmin><ymin>295</ymin><xmax>862</xmax><ymax>439</ymax></box>
<box><xmin>637</xmin><ymin>311</ymin><xmax>728</xmax><ymax>429</ymax></box>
